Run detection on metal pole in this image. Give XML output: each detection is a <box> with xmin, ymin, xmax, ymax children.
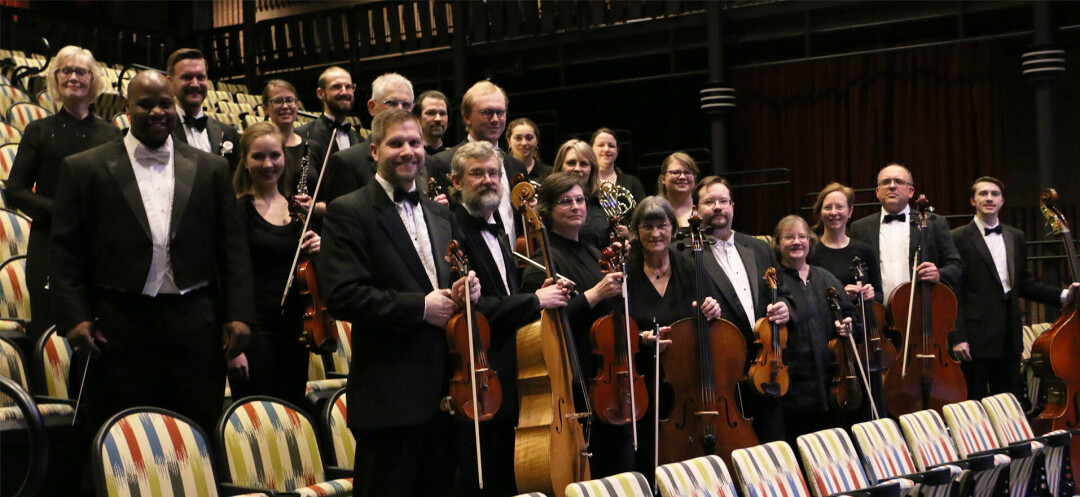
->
<box><xmin>702</xmin><ymin>2</ymin><xmax>731</xmax><ymax>175</ymax></box>
<box><xmin>1025</xmin><ymin>1</ymin><xmax>1064</xmax><ymax>189</ymax></box>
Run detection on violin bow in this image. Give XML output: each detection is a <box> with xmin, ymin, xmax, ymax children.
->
<box><xmin>280</xmin><ymin>128</ymin><xmax>339</xmax><ymax>308</ymax></box>
<box><xmin>851</xmin><ymin>257</ymin><xmax>877</xmax><ymax>419</ymax></box>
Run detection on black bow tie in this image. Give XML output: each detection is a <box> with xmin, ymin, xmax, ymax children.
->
<box><xmin>984</xmin><ymin>225</ymin><xmax>1003</xmax><ymax>236</ymax></box>
<box><xmin>332</xmin><ymin>120</ymin><xmax>351</xmax><ymax>133</ymax></box>
<box><xmin>478</xmin><ymin>221</ymin><xmax>501</xmax><ymax>235</ymax></box>
<box><xmin>883</xmin><ymin>213</ymin><xmax>906</xmax><ymax>224</ymax></box>
<box><xmin>183</xmin><ymin>115</ymin><xmax>207</xmax><ymax>132</ymax></box>
<box><xmin>393</xmin><ymin>188</ymin><xmax>420</xmax><ymax>205</ymax></box>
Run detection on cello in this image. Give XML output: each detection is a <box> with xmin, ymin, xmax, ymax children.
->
<box><xmin>882</xmin><ymin>195</ymin><xmax>966</xmax><ymax>416</ymax></box>
<box><xmin>1030</xmin><ymin>189</ymin><xmax>1080</xmax><ymax>464</ymax></box>
<box><xmin>747</xmin><ymin>268</ymin><xmax>790</xmax><ymax>398</ymax></box>
<box><xmin>443</xmin><ymin>240</ymin><xmax>501</xmax><ymax>490</ymax></box>
<box><xmin>659</xmin><ymin>209</ymin><xmax>758</xmax><ymax>468</ymax></box>
<box><xmin>510</xmin><ymin>181</ymin><xmax>591</xmax><ymax>497</ymax></box>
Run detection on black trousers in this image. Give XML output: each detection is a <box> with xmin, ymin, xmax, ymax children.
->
<box><xmin>962</xmin><ymin>351</ymin><xmax>1024</xmax><ymax>402</ymax></box>
<box><xmin>453</xmin><ymin>417</ymin><xmax>518</xmax><ymax>497</ymax></box>
<box><xmin>24</xmin><ymin>230</ymin><xmax>53</xmax><ymax>342</ymax></box>
<box><xmin>352</xmin><ymin>412</ymin><xmax>454</xmax><ymax>497</ymax></box>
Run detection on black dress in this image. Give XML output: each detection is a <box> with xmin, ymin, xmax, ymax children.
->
<box><xmin>6</xmin><ymin>108</ymin><xmax>120</xmax><ymax>340</ymax></box>
<box><xmin>229</xmin><ymin>195</ymin><xmax>309</xmax><ymax>407</ymax></box>
<box><xmin>613</xmin><ymin>170</ymin><xmax>647</xmax><ymax>203</ymax></box>
<box><xmin>808</xmin><ymin>239</ymin><xmax>883</xmax><ymax>303</ymax></box>
<box><xmin>582</xmin><ymin>195</ymin><xmax>613</xmax><ymax>251</ymax></box>
<box><xmin>525</xmin><ymin>160</ymin><xmax>552</xmax><ymax>183</ymax></box>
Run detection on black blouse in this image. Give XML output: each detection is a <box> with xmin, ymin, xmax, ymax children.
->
<box><xmin>626</xmin><ymin>247</ymin><xmax>697</xmax><ymax>329</ymax></box>
<box><xmin>808</xmin><ymin>239</ymin><xmax>884</xmax><ymax>303</ymax></box>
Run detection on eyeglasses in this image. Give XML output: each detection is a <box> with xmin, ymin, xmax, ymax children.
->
<box><xmin>781</xmin><ymin>234</ymin><xmax>810</xmax><ymax>242</ymax></box>
<box><xmin>878</xmin><ymin>178</ymin><xmax>912</xmax><ymax>187</ymax></box>
<box><xmin>466</xmin><ymin>169</ymin><xmax>502</xmax><ymax>180</ymax></box>
<box><xmin>700</xmin><ymin>198</ymin><xmax>733</xmax><ymax>207</ymax></box>
<box><xmin>555</xmin><ymin>195</ymin><xmax>587</xmax><ymax>207</ymax></box>
<box><xmin>666</xmin><ymin>170</ymin><xmax>694</xmax><ymax>178</ymax></box>
<box><xmin>58</xmin><ymin>67</ymin><xmax>90</xmax><ymax>78</ymax></box>
<box><xmin>639</xmin><ymin>222</ymin><xmax>672</xmax><ymax>232</ymax></box>
<box><xmin>268</xmin><ymin>96</ymin><xmax>297</xmax><ymax>106</ymax></box>
<box><xmin>328</xmin><ymin>82</ymin><xmax>356</xmax><ymax>92</ymax></box>
<box><xmin>478</xmin><ymin>108</ymin><xmax>507</xmax><ymax>119</ymax></box>
<box><xmin>382</xmin><ymin>98</ymin><xmax>414</xmax><ymax>110</ymax></box>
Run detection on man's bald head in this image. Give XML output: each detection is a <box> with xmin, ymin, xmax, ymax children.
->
<box><xmin>126</xmin><ymin>70</ymin><xmax>178</xmax><ymax>147</ymax></box>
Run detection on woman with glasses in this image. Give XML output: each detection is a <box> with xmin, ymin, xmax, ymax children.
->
<box><xmin>7</xmin><ymin>45</ymin><xmax>121</xmax><ymax>340</ymax></box>
<box><xmin>551</xmin><ymin>139</ymin><xmax>629</xmax><ymax>250</ymax></box>
<box><xmin>590</xmin><ymin>127</ymin><xmax>646</xmax><ymax>203</ymax></box>
<box><xmin>507</xmin><ymin>117</ymin><xmax>550</xmax><ymax>182</ymax></box>
<box><xmin>656</xmin><ymin>152</ymin><xmax>700</xmax><ymax>228</ymax></box>
<box><xmin>808</xmin><ymin>182</ymin><xmax>882</xmax><ymax>303</ymax></box>
<box><xmin>772</xmin><ymin>214</ymin><xmax>857</xmax><ymax>445</ymax></box>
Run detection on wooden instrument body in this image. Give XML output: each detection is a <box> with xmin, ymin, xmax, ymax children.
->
<box><xmin>588</xmin><ymin>313</ymin><xmax>647</xmax><ymax>425</ymax></box>
<box><xmin>828</xmin><ymin>336</ymin><xmax>864</xmax><ymax>412</ymax></box>
<box><xmin>747</xmin><ymin>318</ymin><xmax>790</xmax><ymax>397</ymax></box>
<box><xmin>445</xmin><ymin>309</ymin><xmax>502</xmax><ymax>422</ymax></box>
<box><xmin>882</xmin><ymin>281</ymin><xmax>965</xmax><ymax>416</ymax></box>
<box><xmin>867</xmin><ymin>301</ymin><xmax>898</xmax><ymax>371</ymax></box>
<box><xmin>659</xmin><ymin>316</ymin><xmax>756</xmax><ymax>467</ymax></box>
<box><xmin>514</xmin><ymin>311</ymin><xmax>590</xmax><ymax>497</ymax></box>
<box><xmin>297</xmin><ymin>260</ymin><xmax>338</xmax><ymax>353</ymax></box>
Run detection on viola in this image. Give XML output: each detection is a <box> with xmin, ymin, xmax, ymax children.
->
<box><xmin>826</xmin><ymin>287</ymin><xmax>864</xmax><ymax>413</ymax></box>
<box><xmin>588</xmin><ymin>240</ymin><xmax>647</xmax><ymax>434</ymax></box>
<box><xmin>1030</xmin><ymin>189</ymin><xmax>1080</xmax><ymax>463</ymax></box>
<box><xmin>882</xmin><ymin>195</ymin><xmax>965</xmax><ymax>416</ymax></box>
<box><xmin>511</xmin><ymin>173</ymin><xmax>542</xmax><ymax>264</ymax></box>
<box><xmin>747</xmin><ymin>268</ymin><xmax>790</xmax><ymax>398</ymax></box>
<box><xmin>443</xmin><ymin>240</ymin><xmax>501</xmax><ymax>490</ymax></box>
<box><xmin>296</xmin><ymin>259</ymin><xmax>338</xmax><ymax>353</ymax></box>
<box><xmin>510</xmin><ymin>181</ymin><xmax>591</xmax><ymax>497</ymax></box>
<box><xmin>659</xmin><ymin>209</ymin><xmax>758</xmax><ymax>468</ymax></box>
<box><xmin>853</xmin><ymin>256</ymin><xmax>898</xmax><ymax>373</ymax></box>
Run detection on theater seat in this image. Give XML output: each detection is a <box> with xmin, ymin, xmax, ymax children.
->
<box><xmin>797</xmin><ymin>428</ymin><xmax>911</xmax><ymax>497</ymax></box>
<box><xmin>112</xmin><ymin>112</ymin><xmax>130</xmax><ymax>131</ymax></box>
<box><xmin>981</xmin><ymin>393</ymin><xmax>1075</xmax><ymax>497</ymax></box>
<box><xmin>852</xmin><ymin>418</ymin><xmax>962</xmax><ymax>497</ymax></box>
<box><xmin>899</xmin><ymin>409</ymin><xmax>1009</xmax><ymax>497</ymax></box>
<box><xmin>1020</xmin><ymin>323</ymin><xmax>1052</xmax><ymax>415</ymax></box>
<box><xmin>943</xmin><ymin>401</ymin><xmax>1045</xmax><ymax>497</ymax></box>
<box><xmin>32</xmin><ymin>326</ymin><xmax>71</xmax><ymax>400</ymax></box>
<box><xmin>6</xmin><ymin>102</ymin><xmax>51</xmax><ymax>132</ymax></box>
<box><xmin>0</xmin><ymin>336</ymin><xmax>72</xmax><ymax>423</ymax></box>
<box><xmin>0</xmin><ymin>210</ymin><xmax>31</xmax><ymax>261</ymax></box>
<box><xmin>217</xmin><ymin>397</ymin><xmax>352</xmax><ymax>496</ymax></box>
<box><xmin>655</xmin><ymin>455</ymin><xmax>738</xmax><ymax>497</ymax></box>
<box><xmin>321</xmin><ymin>388</ymin><xmax>354</xmax><ymax>472</ymax></box>
<box><xmin>565</xmin><ymin>471</ymin><xmax>652</xmax><ymax>497</ymax></box>
<box><xmin>0</xmin><ymin>255</ymin><xmax>31</xmax><ymax>335</ymax></box>
<box><xmin>0</xmin><ymin>123</ymin><xmax>22</xmax><ymax>145</ymax></box>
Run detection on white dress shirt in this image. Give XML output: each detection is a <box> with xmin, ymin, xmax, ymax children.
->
<box><xmin>879</xmin><ymin>206</ymin><xmax>912</xmax><ymax>303</ymax></box>
<box><xmin>467</xmin><ymin>135</ymin><xmax>516</xmax><ymax>244</ymax></box>
<box><xmin>323</xmin><ymin>113</ymin><xmax>353</xmax><ymax>152</ymax></box>
<box><xmin>973</xmin><ymin>217</ymin><xmax>1011</xmax><ymax>294</ymax></box>
<box><xmin>711</xmin><ymin>232</ymin><xmax>757</xmax><ymax>323</ymax></box>
<box><xmin>466</xmin><ymin>206</ymin><xmax>510</xmax><ymax>295</ymax></box>
<box><xmin>125</xmin><ymin>133</ymin><xmax>182</xmax><ymax>296</ymax></box>
<box><xmin>374</xmin><ymin>174</ymin><xmax>438</xmax><ymax>291</ymax></box>
<box><xmin>175</xmin><ymin>105</ymin><xmax>212</xmax><ymax>154</ymax></box>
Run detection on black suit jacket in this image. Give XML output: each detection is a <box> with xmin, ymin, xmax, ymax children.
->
<box><xmin>317</xmin><ymin>180</ymin><xmax>458</xmax><ymax>428</ymax></box>
<box><xmin>318</xmin><ymin>137</ymin><xmax>434</xmax><ymax>205</ymax></box>
<box><xmin>171</xmin><ymin>116</ymin><xmax>241</xmax><ymax>173</ymax></box>
<box><xmin>950</xmin><ymin>221</ymin><xmax>1061</xmax><ymax>357</ymax></box>
<box><xmin>295</xmin><ymin>115</ymin><xmax>363</xmax><ymax>174</ymax></box>
<box><xmin>849</xmin><ymin>211</ymin><xmax>964</xmax><ymax>290</ymax></box>
<box><xmin>430</xmin><ymin>139</ymin><xmax>528</xmax><ymax>237</ymax></box>
<box><xmin>51</xmin><ymin>138</ymin><xmax>256</xmax><ymax>330</ymax></box>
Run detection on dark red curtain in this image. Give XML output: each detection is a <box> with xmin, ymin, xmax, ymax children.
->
<box><xmin>728</xmin><ymin>41</ymin><xmax>1003</xmax><ymax>236</ymax></box>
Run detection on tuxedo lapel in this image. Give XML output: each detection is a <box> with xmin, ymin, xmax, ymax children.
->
<box><xmin>1003</xmin><ymin>227</ymin><xmax>1016</xmax><ymax>288</ymax></box>
<box><xmin>734</xmin><ymin>235</ymin><xmax>760</xmax><ymax>307</ymax></box>
<box><xmin>965</xmin><ymin>222</ymin><xmax>999</xmax><ymax>289</ymax></box>
<box><xmin>170</xmin><ymin>145</ymin><xmax>196</xmax><ymax>239</ymax></box>
<box><xmin>423</xmin><ymin>200</ymin><xmax>452</xmax><ymax>288</ymax></box>
<box><xmin>106</xmin><ymin>144</ymin><xmax>152</xmax><ymax>241</ymax></box>
<box><xmin>171</xmin><ymin>126</ymin><xmax>189</xmax><ymax>145</ymax></box>
<box><xmin>373</xmin><ymin>189</ymin><xmax>432</xmax><ymax>291</ymax></box>
<box><xmin>206</xmin><ymin>119</ymin><xmax>222</xmax><ymax>155</ymax></box>
<box><xmin>702</xmin><ymin>245</ymin><xmax>750</xmax><ymax>325</ymax></box>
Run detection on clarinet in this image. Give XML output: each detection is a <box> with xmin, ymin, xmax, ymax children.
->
<box><xmin>297</xmin><ymin>141</ymin><xmax>310</xmax><ymax>198</ymax></box>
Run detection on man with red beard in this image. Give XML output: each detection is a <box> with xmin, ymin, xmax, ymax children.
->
<box><xmin>416</xmin><ymin>89</ymin><xmax>450</xmax><ymax>155</ymax></box>
<box><xmin>167</xmin><ymin>48</ymin><xmax>240</xmax><ymax>171</ymax></box>
<box><xmin>316</xmin><ymin>108</ymin><xmax>477</xmax><ymax>497</ymax></box>
<box><xmin>297</xmin><ymin>66</ymin><xmax>362</xmax><ymax>215</ymax></box>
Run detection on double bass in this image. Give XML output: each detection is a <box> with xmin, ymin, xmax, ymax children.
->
<box><xmin>511</xmin><ymin>182</ymin><xmax>591</xmax><ymax>497</ymax></box>
<box><xmin>1030</xmin><ymin>189</ymin><xmax>1080</xmax><ymax>462</ymax></box>
<box><xmin>882</xmin><ymin>195</ymin><xmax>966</xmax><ymax>416</ymax></box>
<box><xmin>747</xmin><ymin>268</ymin><xmax>790</xmax><ymax>398</ymax></box>
<box><xmin>658</xmin><ymin>209</ymin><xmax>758</xmax><ymax>467</ymax></box>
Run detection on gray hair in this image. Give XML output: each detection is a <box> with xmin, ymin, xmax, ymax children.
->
<box><xmin>629</xmin><ymin>196</ymin><xmax>678</xmax><ymax>242</ymax></box>
<box><xmin>371</xmin><ymin>72</ymin><xmax>413</xmax><ymax>102</ymax></box>
<box><xmin>450</xmin><ymin>140</ymin><xmax>502</xmax><ymax>179</ymax></box>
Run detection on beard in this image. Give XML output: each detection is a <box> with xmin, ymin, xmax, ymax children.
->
<box><xmin>462</xmin><ymin>186</ymin><xmax>501</xmax><ymax>214</ymax></box>
<box><xmin>325</xmin><ymin>94</ymin><xmax>353</xmax><ymax>115</ymax></box>
<box><xmin>704</xmin><ymin>211</ymin><xmax>730</xmax><ymax>232</ymax></box>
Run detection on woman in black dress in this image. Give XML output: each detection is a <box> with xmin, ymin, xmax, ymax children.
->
<box><xmin>7</xmin><ymin>45</ymin><xmax>121</xmax><ymax>340</ymax></box>
<box><xmin>590</xmin><ymin>127</ymin><xmax>646</xmax><ymax>203</ymax></box>
<box><xmin>228</xmin><ymin>122</ymin><xmax>320</xmax><ymax>407</ymax></box>
<box><xmin>808</xmin><ymin>182</ymin><xmax>883</xmax><ymax>303</ymax></box>
<box><xmin>261</xmin><ymin>79</ymin><xmax>318</xmax><ymax>216</ymax></box>
<box><xmin>772</xmin><ymin>214</ymin><xmax>856</xmax><ymax>446</ymax></box>
<box><xmin>656</xmin><ymin>152</ymin><xmax>699</xmax><ymax>230</ymax></box>
<box><xmin>507</xmin><ymin>117</ymin><xmax>550</xmax><ymax>183</ymax></box>
<box><xmin>519</xmin><ymin>172</ymin><xmax>631</xmax><ymax>479</ymax></box>
<box><xmin>551</xmin><ymin>139</ymin><xmax>629</xmax><ymax>250</ymax></box>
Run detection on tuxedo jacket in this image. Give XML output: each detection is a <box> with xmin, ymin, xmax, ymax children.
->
<box><xmin>317</xmin><ymin>180</ymin><xmax>459</xmax><ymax>428</ymax></box>
<box><xmin>950</xmin><ymin>221</ymin><xmax>1061</xmax><ymax>357</ymax></box>
<box><xmin>429</xmin><ymin>139</ymin><xmax>528</xmax><ymax>194</ymax></box>
<box><xmin>318</xmin><ymin>137</ymin><xmax>433</xmax><ymax>205</ymax></box>
<box><xmin>170</xmin><ymin>116</ymin><xmax>241</xmax><ymax>173</ymax></box>
<box><xmin>849</xmin><ymin>211</ymin><xmax>964</xmax><ymax>291</ymax></box>
<box><xmin>51</xmin><ymin>138</ymin><xmax>255</xmax><ymax>330</ymax></box>
<box><xmin>295</xmin><ymin>115</ymin><xmax>363</xmax><ymax>175</ymax></box>
<box><xmin>452</xmin><ymin>206</ymin><xmax>542</xmax><ymax>420</ymax></box>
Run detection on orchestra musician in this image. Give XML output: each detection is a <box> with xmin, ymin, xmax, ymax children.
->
<box><xmin>507</xmin><ymin>117</ymin><xmax>551</xmax><ymax>183</ymax></box>
<box><xmin>656</xmin><ymin>152</ymin><xmax>699</xmax><ymax>229</ymax></box>
<box><xmin>415</xmin><ymin>89</ymin><xmax>450</xmax><ymax>156</ymax></box>
<box><xmin>772</xmin><ymin>215</ymin><xmax>858</xmax><ymax>445</ymax></box>
<box><xmin>950</xmin><ymin>176</ymin><xmax>1079</xmax><ymax>401</ymax></box>
<box><xmin>519</xmin><ymin>172</ymin><xmax>634</xmax><ymax>479</ymax></box>
<box><xmin>226</xmin><ymin>122</ymin><xmax>320</xmax><ymax>408</ymax></box>
<box><xmin>590</xmin><ymin>128</ymin><xmax>646</xmax><ymax>203</ymax></box>
<box><xmin>295</xmin><ymin>66</ymin><xmax>361</xmax><ymax>169</ymax></box>
<box><xmin>259</xmin><ymin>79</ymin><xmax>309</xmax><ymax>195</ymax></box>
<box><xmin>691</xmin><ymin>175</ymin><xmax>790</xmax><ymax>443</ymax></box>
<box><xmin>549</xmin><ymin>139</ymin><xmax>618</xmax><ymax>251</ymax></box>
<box><xmin>315</xmin><ymin>108</ymin><xmax>478</xmax><ymax>497</ymax></box>
<box><xmin>447</xmin><ymin>140</ymin><xmax>572</xmax><ymax>496</ymax></box>
<box><xmin>166</xmin><ymin>48</ymin><xmax>241</xmax><ymax>170</ymax></box>
<box><xmin>7</xmin><ymin>45</ymin><xmax>121</xmax><ymax>341</ymax></box>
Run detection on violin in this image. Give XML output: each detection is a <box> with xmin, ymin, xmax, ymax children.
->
<box><xmin>853</xmin><ymin>256</ymin><xmax>897</xmax><ymax>373</ymax></box>
<box><xmin>1030</xmin><ymin>189</ymin><xmax>1080</xmax><ymax>457</ymax></box>
<box><xmin>511</xmin><ymin>173</ymin><xmax>542</xmax><ymax>264</ymax></box>
<box><xmin>443</xmin><ymin>240</ymin><xmax>501</xmax><ymax>490</ymax></box>
<box><xmin>659</xmin><ymin>209</ymin><xmax>758</xmax><ymax>468</ymax></box>
<box><xmin>510</xmin><ymin>181</ymin><xmax>591</xmax><ymax>497</ymax></box>
<box><xmin>427</xmin><ymin>176</ymin><xmax>444</xmax><ymax>201</ymax></box>
<box><xmin>588</xmin><ymin>239</ymin><xmax>647</xmax><ymax>437</ymax></box>
<box><xmin>747</xmin><ymin>268</ymin><xmax>790</xmax><ymax>398</ymax></box>
<box><xmin>826</xmin><ymin>287</ymin><xmax>864</xmax><ymax>413</ymax></box>
<box><xmin>882</xmin><ymin>195</ymin><xmax>965</xmax><ymax>416</ymax></box>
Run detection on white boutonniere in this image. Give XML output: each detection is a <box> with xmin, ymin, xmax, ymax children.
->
<box><xmin>220</xmin><ymin>141</ymin><xmax>234</xmax><ymax>156</ymax></box>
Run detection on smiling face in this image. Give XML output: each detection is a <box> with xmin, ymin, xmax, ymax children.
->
<box><xmin>591</xmin><ymin>132</ymin><xmax>618</xmax><ymax>170</ymax></box>
<box><xmin>971</xmin><ymin>181</ymin><xmax>1004</xmax><ymax>218</ymax></box>
<box><xmin>778</xmin><ymin>220</ymin><xmax>811</xmax><ymax>267</ymax></box>
<box><xmin>169</xmin><ymin>58</ymin><xmax>208</xmax><ymax>114</ymax></box>
<box><xmin>372</xmin><ymin>119</ymin><xmax>425</xmax><ymax>189</ymax></box>
<box><xmin>819</xmin><ymin>191</ymin><xmax>852</xmax><ymax>232</ymax></box>
<box><xmin>697</xmin><ymin>182</ymin><xmax>734</xmax><ymax>234</ymax></box>
<box><xmin>419</xmin><ymin>96</ymin><xmax>448</xmax><ymax>141</ymax></box>
<box><xmin>127</xmin><ymin>72</ymin><xmax>178</xmax><ymax>148</ymax></box>
<box><xmin>369</xmin><ymin>82</ymin><xmax>413</xmax><ymax>116</ymax></box>
<box><xmin>661</xmin><ymin>159</ymin><xmax>696</xmax><ymax>196</ymax></box>
<box><xmin>265</xmin><ymin>86</ymin><xmax>298</xmax><ymax>127</ymax></box>
<box><xmin>464</xmin><ymin>91</ymin><xmax>507</xmax><ymax>144</ymax></box>
<box><xmin>55</xmin><ymin>59</ymin><xmax>94</xmax><ymax>104</ymax></box>
<box><xmin>558</xmin><ymin>148</ymin><xmax>592</xmax><ymax>183</ymax></box>
<box><xmin>455</xmin><ymin>154</ymin><xmax>503</xmax><ymax>215</ymax></box>
<box><xmin>245</xmin><ymin>134</ymin><xmax>286</xmax><ymax>189</ymax></box>
<box><xmin>638</xmin><ymin>218</ymin><xmax>673</xmax><ymax>256</ymax></box>
<box><xmin>509</xmin><ymin>123</ymin><xmax>538</xmax><ymax>161</ymax></box>
<box><xmin>317</xmin><ymin>70</ymin><xmax>355</xmax><ymax>117</ymax></box>
<box><xmin>876</xmin><ymin>165</ymin><xmax>914</xmax><ymax>214</ymax></box>
<box><xmin>550</xmin><ymin>184</ymin><xmax>587</xmax><ymax>234</ymax></box>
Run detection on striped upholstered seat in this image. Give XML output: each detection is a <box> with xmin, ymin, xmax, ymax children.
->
<box><xmin>217</xmin><ymin>397</ymin><xmax>352</xmax><ymax>496</ymax></box>
<box><xmin>852</xmin><ymin>418</ymin><xmax>959</xmax><ymax>497</ymax></box>
<box><xmin>0</xmin><ymin>123</ymin><xmax>21</xmax><ymax>145</ymax></box>
<box><xmin>0</xmin><ymin>209</ymin><xmax>31</xmax><ymax>261</ymax></box>
<box><xmin>0</xmin><ymin>143</ymin><xmax>19</xmax><ymax>183</ymax></box>
<box><xmin>0</xmin><ymin>335</ymin><xmax>73</xmax><ymax>422</ymax></box>
<box><xmin>565</xmin><ymin>471</ymin><xmax>652</xmax><ymax>497</ymax></box>
<box><xmin>33</xmin><ymin>326</ymin><xmax>71</xmax><ymax>400</ymax></box>
<box><xmin>982</xmin><ymin>393</ymin><xmax>1075</xmax><ymax>497</ymax></box>
<box><xmin>94</xmin><ymin>407</ymin><xmax>268</xmax><ymax>497</ymax></box>
<box><xmin>797</xmin><ymin>428</ymin><xmax>910</xmax><ymax>497</ymax></box>
<box><xmin>898</xmin><ymin>409</ymin><xmax>1009</xmax><ymax>497</ymax></box>
<box><xmin>1020</xmin><ymin>323</ymin><xmax>1052</xmax><ymax>415</ymax></box>
<box><xmin>943</xmin><ymin>401</ymin><xmax>1044</xmax><ymax>497</ymax></box>
<box><xmin>513</xmin><ymin>493</ymin><xmax>548</xmax><ymax>497</ymax></box>
<box><xmin>0</xmin><ymin>255</ymin><xmax>30</xmax><ymax>332</ymax></box>
<box><xmin>322</xmin><ymin>388</ymin><xmax>354</xmax><ymax>471</ymax></box>
<box><xmin>6</xmin><ymin>102</ymin><xmax>51</xmax><ymax>132</ymax></box>
<box><xmin>656</xmin><ymin>455</ymin><xmax>739</xmax><ymax>497</ymax></box>
<box><xmin>732</xmin><ymin>441</ymin><xmax>814</xmax><ymax>497</ymax></box>
<box><xmin>112</xmin><ymin>113</ymin><xmax>130</xmax><ymax>131</ymax></box>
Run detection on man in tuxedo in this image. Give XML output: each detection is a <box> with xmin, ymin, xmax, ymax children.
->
<box><xmin>950</xmin><ymin>176</ymin><xmax>1078</xmax><ymax>400</ymax></box>
<box><xmin>416</xmin><ymin>90</ymin><xmax>450</xmax><ymax>155</ymax></box>
<box><xmin>316</xmin><ymin>108</ymin><xmax>476</xmax><ymax>497</ymax></box>
<box><xmin>447</xmin><ymin>141</ymin><xmax>571</xmax><ymax>496</ymax></box>
<box><xmin>320</xmin><ymin>73</ymin><xmax>439</xmax><ymax>206</ymax></box>
<box><xmin>850</xmin><ymin>164</ymin><xmax>963</xmax><ymax>303</ymax></box>
<box><xmin>166</xmin><ymin>48</ymin><xmax>240</xmax><ymax>171</ymax></box>
<box><xmin>295</xmin><ymin>66</ymin><xmax>362</xmax><ymax>216</ymax></box>
<box><xmin>52</xmin><ymin>70</ymin><xmax>254</xmax><ymax>435</ymax></box>
<box><xmin>431</xmin><ymin>81</ymin><xmax>527</xmax><ymax>245</ymax></box>
<box><xmin>693</xmin><ymin>175</ymin><xmax>790</xmax><ymax>442</ymax></box>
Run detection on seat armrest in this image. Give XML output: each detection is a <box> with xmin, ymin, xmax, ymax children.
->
<box><xmin>825</xmin><ymin>481</ymin><xmax>901</xmax><ymax>497</ymax></box>
<box><xmin>1026</xmin><ymin>430</ymin><xmax>1071</xmax><ymax>448</ymax></box>
<box><xmin>325</xmin><ymin>466</ymin><xmax>351</xmax><ymax>480</ymax></box>
<box><xmin>885</xmin><ymin>466</ymin><xmax>953</xmax><ymax>486</ymax></box>
<box><xmin>220</xmin><ymin>483</ymin><xmax>278</xmax><ymax>496</ymax></box>
<box><xmin>939</xmin><ymin>453</ymin><xmax>997</xmax><ymax>472</ymax></box>
<box><xmin>968</xmin><ymin>443</ymin><xmax>1031</xmax><ymax>460</ymax></box>
<box><xmin>33</xmin><ymin>396</ymin><xmax>75</xmax><ymax>406</ymax></box>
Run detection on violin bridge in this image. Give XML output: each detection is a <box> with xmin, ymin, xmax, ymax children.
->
<box><xmin>566</xmin><ymin>412</ymin><xmax>591</xmax><ymax>420</ymax></box>
<box><xmin>694</xmin><ymin>410</ymin><xmax>720</xmax><ymax>416</ymax></box>
<box><xmin>915</xmin><ymin>354</ymin><xmax>936</xmax><ymax>359</ymax></box>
